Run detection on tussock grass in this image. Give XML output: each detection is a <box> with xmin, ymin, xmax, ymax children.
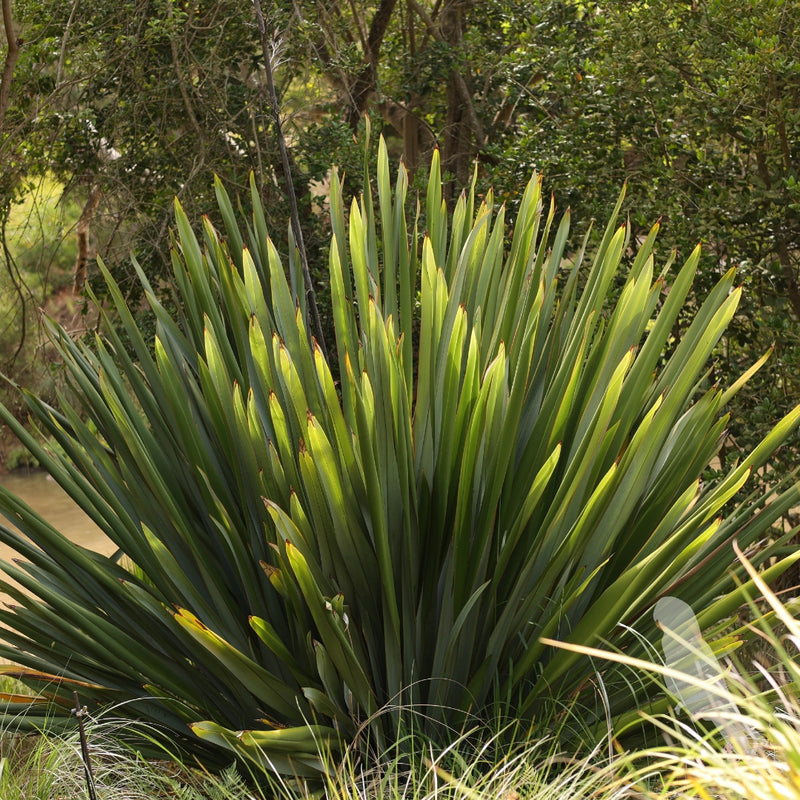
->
<box><xmin>0</xmin><ymin>713</ymin><xmax>265</xmax><ymax>799</ymax></box>
<box><xmin>1</xmin><ymin>666</ymin><xmax>799</xmax><ymax>800</ymax></box>
<box><xmin>622</xmin><ymin>549</ymin><xmax>800</xmax><ymax>800</ymax></box>
<box><xmin>318</xmin><ymin>728</ymin><xmax>644</xmax><ymax>800</ymax></box>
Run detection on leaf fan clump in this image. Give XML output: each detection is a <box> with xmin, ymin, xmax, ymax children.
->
<box><xmin>0</xmin><ymin>139</ymin><xmax>797</xmax><ymax>774</ymax></box>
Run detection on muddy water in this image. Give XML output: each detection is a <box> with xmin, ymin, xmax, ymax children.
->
<box><xmin>0</xmin><ymin>471</ymin><xmax>116</xmax><ymax>599</ymax></box>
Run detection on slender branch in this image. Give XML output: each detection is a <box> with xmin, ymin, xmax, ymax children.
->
<box><xmin>753</xmin><ymin>147</ymin><xmax>800</xmax><ymax>322</ymax></box>
<box><xmin>251</xmin><ymin>0</ymin><xmax>328</xmax><ymax>361</ymax></box>
<box><xmin>768</xmin><ymin>73</ymin><xmax>792</xmax><ymax>174</ymax></box>
<box><xmin>776</xmin><ymin>238</ymin><xmax>800</xmax><ymax>323</ymax></box>
<box><xmin>0</xmin><ymin>0</ymin><xmax>21</xmax><ymax>130</ymax></box>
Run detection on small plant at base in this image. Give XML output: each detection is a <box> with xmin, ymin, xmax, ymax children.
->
<box><xmin>0</xmin><ymin>136</ymin><xmax>797</xmax><ymax>779</ymax></box>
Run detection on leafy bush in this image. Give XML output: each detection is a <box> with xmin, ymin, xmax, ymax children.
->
<box><xmin>0</xmin><ymin>140</ymin><xmax>797</xmax><ymax>777</ymax></box>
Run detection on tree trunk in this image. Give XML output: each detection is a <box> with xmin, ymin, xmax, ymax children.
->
<box><xmin>0</xmin><ymin>0</ymin><xmax>21</xmax><ymax>130</ymax></box>
<box><xmin>777</xmin><ymin>237</ymin><xmax>800</xmax><ymax>323</ymax></box>
<box><xmin>407</xmin><ymin>0</ymin><xmax>487</xmax><ymax>195</ymax></box>
<box><xmin>73</xmin><ymin>184</ymin><xmax>102</xmax><ymax>294</ymax></box>
<box><xmin>345</xmin><ymin>0</ymin><xmax>399</xmax><ymax>128</ymax></box>
<box><xmin>440</xmin><ymin>0</ymin><xmax>472</xmax><ymax>199</ymax></box>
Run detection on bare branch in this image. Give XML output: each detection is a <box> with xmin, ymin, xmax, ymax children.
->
<box><xmin>251</xmin><ymin>0</ymin><xmax>328</xmax><ymax>361</ymax></box>
<box><xmin>56</xmin><ymin>0</ymin><xmax>79</xmax><ymax>88</ymax></box>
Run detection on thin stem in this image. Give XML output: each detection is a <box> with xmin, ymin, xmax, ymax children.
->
<box><xmin>73</xmin><ymin>691</ymin><xmax>97</xmax><ymax>800</ymax></box>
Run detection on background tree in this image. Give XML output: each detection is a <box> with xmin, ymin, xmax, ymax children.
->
<box><xmin>6</xmin><ymin>0</ymin><xmax>267</xmax><ymax>286</ymax></box>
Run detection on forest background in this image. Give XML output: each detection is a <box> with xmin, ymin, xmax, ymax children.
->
<box><xmin>0</xmin><ymin>0</ymin><xmax>798</xmax><ymax>487</ymax></box>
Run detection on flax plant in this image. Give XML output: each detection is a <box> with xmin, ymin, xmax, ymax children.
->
<box><xmin>0</xmin><ymin>139</ymin><xmax>797</xmax><ymax>776</ymax></box>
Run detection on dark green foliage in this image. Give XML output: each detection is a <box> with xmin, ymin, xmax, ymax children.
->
<box><xmin>486</xmin><ymin>1</ymin><xmax>800</xmax><ymax>483</ymax></box>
